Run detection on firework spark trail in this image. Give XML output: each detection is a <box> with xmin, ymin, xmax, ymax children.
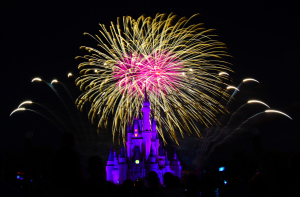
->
<box><xmin>15</xmin><ymin>100</ymin><xmax>76</xmax><ymax>133</ymax></box>
<box><xmin>53</xmin><ymin>79</ymin><xmax>102</xmax><ymax>150</ymax></box>
<box><xmin>75</xmin><ymin>13</ymin><xmax>233</xmax><ymax>143</ymax></box>
<box><xmin>202</xmin><ymin>98</ymin><xmax>271</xmax><ymax>157</ymax></box>
<box><xmin>32</xmin><ymin>79</ymin><xmax>93</xmax><ymax>148</ymax></box>
<box><xmin>174</xmin><ymin>79</ymin><xmax>259</xmax><ymax>165</ymax></box>
<box><xmin>11</xmin><ymin>108</ymin><xmax>65</xmax><ymax>133</ymax></box>
<box><xmin>176</xmin><ymin>81</ymin><xmax>292</xmax><ymax>167</ymax></box>
<box><xmin>26</xmin><ymin>101</ymin><xmax>71</xmax><ymax>132</ymax></box>
<box><xmin>56</xmin><ymin>81</ymin><xmax>93</xmax><ymax>136</ymax></box>
<box><xmin>226</xmin><ymin>78</ymin><xmax>259</xmax><ymax>105</ymax></box>
<box><xmin>66</xmin><ymin>73</ymin><xmax>97</xmax><ymax>144</ymax></box>
<box><xmin>48</xmin><ymin>81</ymin><xmax>82</xmax><ymax>133</ymax></box>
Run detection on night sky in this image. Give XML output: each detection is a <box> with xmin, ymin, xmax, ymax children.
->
<box><xmin>1</xmin><ymin>0</ymin><xmax>299</xmax><ymax>165</ymax></box>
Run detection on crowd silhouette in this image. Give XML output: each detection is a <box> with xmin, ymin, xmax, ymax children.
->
<box><xmin>1</xmin><ymin>132</ymin><xmax>300</xmax><ymax>197</ymax></box>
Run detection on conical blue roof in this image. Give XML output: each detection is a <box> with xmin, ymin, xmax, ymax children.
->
<box><xmin>120</xmin><ymin>144</ymin><xmax>126</xmax><ymax>158</ymax></box>
<box><xmin>165</xmin><ymin>158</ymin><xmax>170</xmax><ymax>166</ymax></box>
<box><xmin>173</xmin><ymin>149</ymin><xmax>178</xmax><ymax>161</ymax></box>
<box><xmin>149</xmin><ymin>144</ymin><xmax>155</xmax><ymax>157</ymax></box>
<box><xmin>159</xmin><ymin>145</ymin><xmax>164</xmax><ymax>156</ymax></box>
<box><xmin>108</xmin><ymin>146</ymin><xmax>114</xmax><ymax>161</ymax></box>
<box><xmin>127</xmin><ymin>123</ymin><xmax>132</xmax><ymax>133</ymax></box>
<box><xmin>165</xmin><ymin>151</ymin><xmax>170</xmax><ymax>166</ymax></box>
<box><xmin>151</xmin><ymin>116</ymin><xmax>156</xmax><ymax>125</ymax></box>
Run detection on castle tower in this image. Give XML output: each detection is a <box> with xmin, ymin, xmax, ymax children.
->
<box><xmin>142</xmin><ymin>89</ymin><xmax>152</xmax><ymax>160</ymax></box>
<box><xmin>147</xmin><ymin>145</ymin><xmax>158</xmax><ymax>174</ymax></box>
<box><xmin>151</xmin><ymin>117</ymin><xmax>157</xmax><ymax>140</ymax></box>
<box><xmin>131</xmin><ymin>117</ymin><xmax>143</xmax><ymax>156</ymax></box>
<box><xmin>142</xmin><ymin>89</ymin><xmax>151</xmax><ymax>131</ymax></box>
<box><xmin>151</xmin><ymin>117</ymin><xmax>160</xmax><ymax>158</ymax></box>
<box><xmin>171</xmin><ymin>149</ymin><xmax>182</xmax><ymax>179</ymax></box>
<box><xmin>138</xmin><ymin>112</ymin><xmax>143</xmax><ymax>131</ymax></box>
<box><xmin>158</xmin><ymin>145</ymin><xmax>165</xmax><ymax>168</ymax></box>
<box><xmin>106</xmin><ymin>147</ymin><xmax>114</xmax><ymax>182</ymax></box>
<box><xmin>133</xmin><ymin>118</ymin><xmax>140</xmax><ymax>138</ymax></box>
<box><xmin>118</xmin><ymin>144</ymin><xmax>127</xmax><ymax>184</ymax></box>
<box><xmin>112</xmin><ymin>151</ymin><xmax>119</xmax><ymax>184</ymax></box>
<box><xmin>126</xmin><ymin>123</ymin><xmax>132</xmax><ymax>159</ymax></box>
<box><xmin>164</xmin><ymin>152</ymin><xmax>171</xmax><ymax>173</ymax></box>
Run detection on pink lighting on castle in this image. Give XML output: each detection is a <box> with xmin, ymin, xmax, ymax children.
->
<box><xmin>106</xmin><ymin>92</ymin><xmax>182</xmax><ymax>184</ymax></box>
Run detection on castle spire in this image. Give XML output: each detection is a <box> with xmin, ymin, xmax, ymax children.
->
<box><xmin>120</xmin><ymin>144</ymin><xmax>126</xmax><ymax>158</ymax></box>
<box><xmin>127</xmin><ymin>122</ymin><xmax>132</xmax><ymax>133</ymax></box>
<box><xmin>113</xmin><ymin>150</ymin><xmax>118</xmax><ymax>166</ymax></box>
<box><xmin>173</xmin><ymin>148</ymin><xmax>178</xmax><ymax>161</ymax></box>
<box><xmin>108</xmin><ymin>145</ymin><xmax>114</xmax><ymax>161</ymax></box>
<box><xmin>149</xmin><ymin>144</ymin><xmax>155</xmax><ymax>157</ymax></box>
<box><xmin>165</xmin><ymin>151</ymin><xmax>170</xmax><ymax>166</ymax></box>
<box><xmin>144</xmin><ymin>84</ymin><xmax>148</xmax><ymax>102</ymax></box>
<box><xmin>148</xmin><ymin>144</ymin><xmax>156</xmax><ymax>164</ymax></box>
<box><xmin>142</xmin><ymin>82</ymin><xmax>151</xmax><ymax>133</ymax></box>
<box><xmin>159</xmin><ymin>144</ymin><xmax>164</xmax><ymax>156</ymax></box>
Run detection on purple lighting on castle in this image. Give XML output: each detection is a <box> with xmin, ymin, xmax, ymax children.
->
<box><xmin>114</xmin><ymin>50</ymin><xmax>183</xmax><ymax>96</ymax></box>
<box><xmin>106</xmin><ymin>91</ymin><xmax>182</xmax><ymax>184</ymax></box>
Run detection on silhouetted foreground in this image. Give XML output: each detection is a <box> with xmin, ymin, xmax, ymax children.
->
<box><xmin>1</xmin><ymin>132</ymin><xmax>300</xmax><ymax>197</ymax></box>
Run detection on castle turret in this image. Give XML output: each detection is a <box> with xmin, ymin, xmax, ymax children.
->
<box><xmin>142</xmin><ymin>89</ymin><xmax>152</xmax><ymax>161</ymax></box>
<box><xmin>127</xmin><ymin>123</ymin><xmax>132</xmax><ymax>159</ymax></box>
<box><xmin>118</xmin><ymin>144</ymin><xmax>127</xmax><ymax>184</ymax></box>
<box><xmin>159</xmin><ymin>145</ymin><xmax>164</xmax><ymax>156</ymax></box>
<box><xmin>171</xmin><ymin>149</ymin><xmax>182</xmax><ymax>179</ymax></box>
<box><xmin>151</xmin><ymin>117</ymin><xmax>157</xmax><ymax>139</ymax></box>
<box><xmin>119</xmin><ymin>144</ymin><xmax>126</xmax><ymax>164</ymax></box>
<box><xmin>112</xmin><ymin>151</ymin><xmax>119</xmax><ymax>184</ymax></box>
<box><xmin>148</xmin><ymin>145</ymin><xmax>156</xmax><ymax>163</ymax></box>
<box><xmin>155</xmin><ymin>133</ymin><xmax>160</xmax><ymax>158</ymax></box>
<box><xmin>114</xmin><ymin>151</ymin><xmax>118</xmax><ymax>166</ymax></box>
<box><xmin>106</xmin><ymin>147</ymin><xmax>115</xmax><ymax>182</ymax></box>
<box><xmin>133</xmin><ymin>118</ymin><xmax>140</xmax><ymax>138</ymax></box>
<box><xmin>138</xmin><ymin>112</ymin><xmax>143</xmax><ymax>132</ymax></box>
<box><xmin>142</xmin><ymin>89</ymin><xmax>151</xmax><ymax>132</ymax></box>
<box><xmin>164</xmin><ymin>152</ymin><xmax>171</xmax><ymax>173</ymax></box>
<box><xmin>158</xmin><ymin>145</ymin><xmax>165</xmax><ymax>167</ymax></box>
<box><xmin>147</xmin><ymin>145</ymin><xmax>158</xmax><ymax>174</ymax></box>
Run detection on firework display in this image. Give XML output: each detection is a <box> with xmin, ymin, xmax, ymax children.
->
<box><xmin>75</xmin><ymin>13</ymin><xmax>232</xmax><ymax>143</ymax></box>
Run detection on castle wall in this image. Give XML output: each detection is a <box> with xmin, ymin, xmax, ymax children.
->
<box><xmin>106</xmin><ymin>165</ymin><xmax>114</xmax><ymax>182</ymax></box>
<box><xmin>143</xmin><ymin>132</ymin><xmax>152</xmax><ymax>160</ymax></box>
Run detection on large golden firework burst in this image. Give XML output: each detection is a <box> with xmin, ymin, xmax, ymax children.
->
<box><xmin>75</xmin><ymin>13</ymin><xmax>232</xmax><ymax>144</ymax></box>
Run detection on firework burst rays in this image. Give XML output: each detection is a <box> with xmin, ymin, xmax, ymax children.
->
<box><xmin>75</xmin><ymin>13</ymin><xmax>232</xmax><ymax>144</ymax></box>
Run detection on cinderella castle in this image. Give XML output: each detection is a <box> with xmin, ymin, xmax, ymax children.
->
<box><xmin>106</xmin><ymin>93</ymin><xmax>182</xmax><ymax>184</ymax></box>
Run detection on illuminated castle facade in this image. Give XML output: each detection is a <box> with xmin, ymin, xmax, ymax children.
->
<box><xmin>106</xmin><ymin>94</ymin><xmax>182</xmax><ymax>184</ymax></box>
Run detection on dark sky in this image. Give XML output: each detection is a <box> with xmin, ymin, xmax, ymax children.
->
<box><xmin>1</xmin><ymin>0</ymin><xmax>299</xmax><ymax>159</ymax></box>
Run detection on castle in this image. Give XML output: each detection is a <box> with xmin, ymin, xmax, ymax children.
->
<box><xmin>106</xmin><ymin>94</ymin><xmax>182</xmax><ymax>184</ymax></box>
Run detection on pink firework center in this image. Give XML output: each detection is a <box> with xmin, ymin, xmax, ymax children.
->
<box><xmin>114</xmin><ymin>51</ymin><xmax>184</xmax><ymax>96</ymax></box>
